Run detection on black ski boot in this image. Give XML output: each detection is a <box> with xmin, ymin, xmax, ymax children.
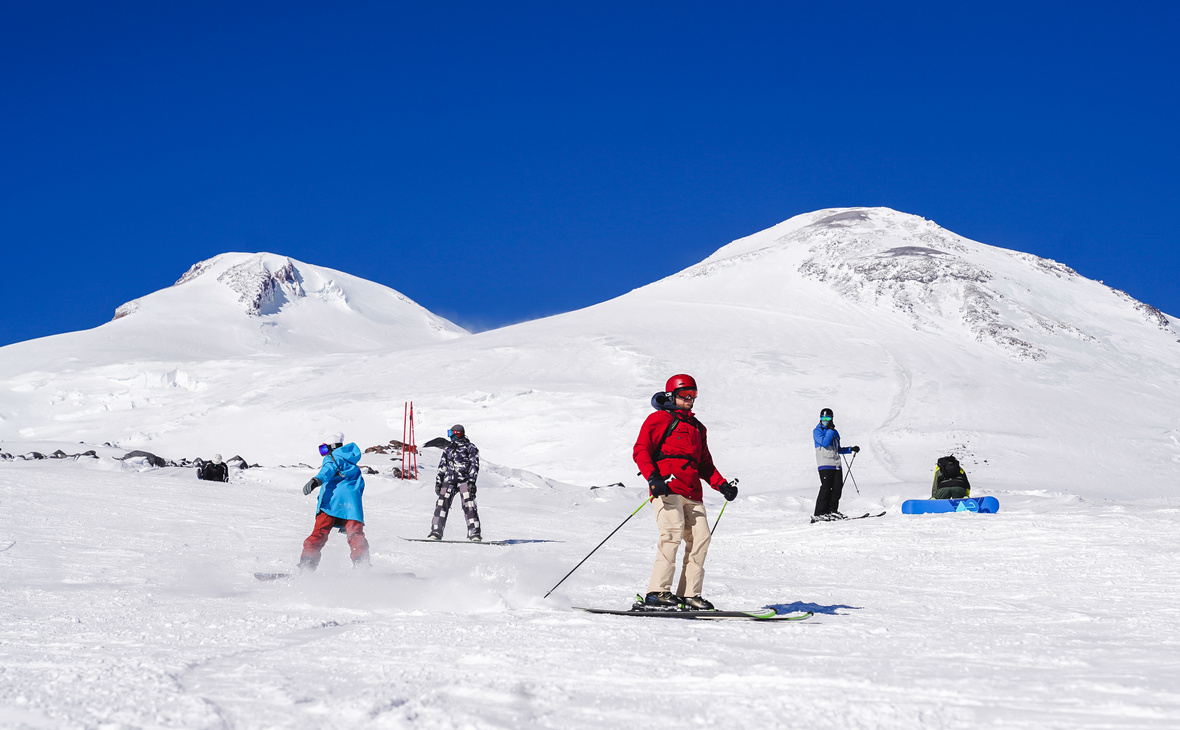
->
<box><xmin>634</xmin><ymin>591</ymin><xmax>683</xmax><ymax>611</ymax></box>
<box><xmin>682</xmin><ymin>595</ymin><xmax>715</xmax><ymax>610</ymax></box>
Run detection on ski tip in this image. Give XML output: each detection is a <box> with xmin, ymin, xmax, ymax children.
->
<box><xmin>768</xmin><ymin>610</ymin><xmax>814</xmax><ymax>621</ymax></box>
<box><xmin>253</xmin><ymin>572</ymin><xmax>292</xmax><ymax>582</ymax></box>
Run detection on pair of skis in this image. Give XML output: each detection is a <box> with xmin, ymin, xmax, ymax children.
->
<box><xmin>812</xmin><ymin>511</ymin><xmax>886</xmax><ymax>523</ymax></box>
<box><xmin>576</xmin><ymin>602</ymin><xmax>812</xmax><ymax>622</ymax></box>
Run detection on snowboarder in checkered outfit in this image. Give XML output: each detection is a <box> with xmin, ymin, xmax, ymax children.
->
<box><xmin>427</xmin><ymin>424</ymin><xmax>482</xmax><ymax>541</ymax></box>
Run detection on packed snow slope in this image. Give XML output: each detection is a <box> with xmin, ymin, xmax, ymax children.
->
<box><xmin>2</xmin><ymin>207</ymin><xmax>1176</xmax><ymax>501</ymax></box>
<box><xmin>2</xmin><ymin>451</ymin><xmax>1180</xmax><ymax>729</ymax></box>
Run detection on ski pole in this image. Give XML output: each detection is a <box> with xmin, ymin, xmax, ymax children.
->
<box><xmin>543</xmin><ymin>495</ymin><xmax>650</xmax><ymax>599</ymax></box>
<box><xmin>710</xmin><ymin>502</ymin><xmax>727</xmax><ymax>535</ymax></box>
<box><xmin>842</xmin><ymin>452</ymin><xmax>860</xmax><ymax>495</ymax></box>
<box><xmin>709</xmin><ymin>477</ymin><xmax>739</xmax><ymax>535</ymax></box>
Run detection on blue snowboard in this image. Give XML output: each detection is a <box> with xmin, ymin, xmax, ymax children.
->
<box><xmin>902</xmin><ymin>496</ymin><xmax>1000</xmax><ymax>514</ymax></box>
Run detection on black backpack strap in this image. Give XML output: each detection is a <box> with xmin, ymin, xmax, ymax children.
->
<box><xmin>654</xmin><ymin>415</ymin><xmax>703</xmax><ymax>466</ymax></box>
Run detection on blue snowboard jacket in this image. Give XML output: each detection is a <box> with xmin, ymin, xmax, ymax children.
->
<box><xmin>314</xmin><ymin>442</ymin><xmax>366</xmax><ymax>523</ymax></box>
<box><xmin>813</xmin><ymin>422</ymin><xmax>851</xmax><ymax>471</ymax></box>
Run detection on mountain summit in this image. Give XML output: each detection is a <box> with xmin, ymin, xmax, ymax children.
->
<box><xmin>6</xmin><ymin>252</ymin><xmax>467</xmax><ymax>369</ymax></box>
<box><xmin>665</xmin><ymin>207</ymin><xmax>1178</xmax><ymax>362</ymax></box>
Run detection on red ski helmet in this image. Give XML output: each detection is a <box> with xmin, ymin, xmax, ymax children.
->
<box><xmin>665</xmin><ymin>374</ymin><xmax>698</xmax><ymax>398</ymax></box>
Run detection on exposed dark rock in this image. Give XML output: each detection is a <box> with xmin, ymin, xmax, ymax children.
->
<box><xmin>366</xmin><ymin>439</ymin><xmax>417</xmax><ymax>455</ymax></box>
<box><xmin>813</xmin><ymin>210</ymin><xmax>871</xmax><ymax>227</ymax></box>
<box><xmin>217</xmin><ymin>257</ymin><xmax>304</xmax><ymax>316</ymax></box>
<box><xmin>226</xmin><ymin>455</ymin><xmax>250</xmax><ymax>470</ymax></box>
<box><xmin>590</xmin><ymin>482</ymin><xmax>627</xmax><ymax>490</ymax></box>
<box><xmin>120</xmin><ymin>450</ymin><xmax>168</xmax><ymax>468</ymax></box>
<box><xmin>423</xmin><ymin>437</ymin><xmax>450</xmax><ymax>449</ymax></box>
<box><xmin>50</xmin><ymin>450</ymin><xmax>68</xmax><ymax>459</ymax></box>
<box><xmin>112</xmin><ymin>300</ymin><xmax>141</xmax><ymax>320</ymax></box>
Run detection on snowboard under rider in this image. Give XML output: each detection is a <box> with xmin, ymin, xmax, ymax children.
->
<box><xmin>633</xmin><ymin>374</ymin><xmax>737</xmax><ymax>610</ymax></box>
<box><xmin>931</xmin><ymin>455</ymin><xmax>971</xmax><ymax>499</ymax></box>
<box><xmin>196</xmin><ymin>454</ymin><xmax>229</xmax><ymax>482</ymax></box>
<box><xmin>812</xmin><ymin>408</ymin><xmax>860</xmax><ymax>522</ymax></box>
<box><xmin>427</xmin><ymin>424</ymin><xmax>482</xmax><ymax>542</ymax></box>
<box><xmin>299</xmin><ymin>432</ymin><xmax>370</xmax><ymax>570</ymax></box>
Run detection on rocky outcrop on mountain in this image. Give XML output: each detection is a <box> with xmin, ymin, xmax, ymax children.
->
<box><xmin>789</xmin><ymin>211</ymin><xmax>1052</xmax><ymax>359</ymax></box>
<box><xmin>217</xmin><ymin>257</ymin><xmax>305</xmax><ymax>316</ymax></box>
<box><xmin>1113</xmin><ymin>288</ymin><xmax>1177</xmax><ymax>334</ymax></box>
<box><xmin>365</xmin><ymin>439</ymin><xmax>417</xmax><ymax>455</ymax></box>
<box><xmin>112</xmin><ymin>300</ymin><xmax>140</xmax><ymax>320</ymax></box>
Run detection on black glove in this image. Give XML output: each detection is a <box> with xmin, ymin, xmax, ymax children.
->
<box><xmin>466</xmin><ymin>483</ymin><xmax>477</xmax><ymax>498</ymax></box>
<box><xmin>648</xmin><ymin>474</ymin><xmax>672</xmax><ymax>497</ymax></box>
<box><xmin>851</xmin><ymin>445</ymin><xmax>860</xmax><ymax>453</ymax></box>
<box><xmin>435</xmin><ymin>481</ymin><xmax>443</xmax><ymax>497</ymax></box>
<box><xmin>302</xmin><ymin>477</ymin><xmax>321</xmax><ymax>495</ymax></box>
<box><xmin>718</xmin><ymin>481</ymin><xmax>738</xmax><ymax>501</ymax></box>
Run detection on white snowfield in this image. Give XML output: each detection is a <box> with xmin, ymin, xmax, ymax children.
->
<box><xmin>2</xmin><ymin>208</ymin><xmax>1180</xmax><ymax>728</ymax></box>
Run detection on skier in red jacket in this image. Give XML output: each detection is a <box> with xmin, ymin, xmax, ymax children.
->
<box><xmin>633</xmin><ymin>374</ymin><xmax>737</xmax><ymax>610</ymax></box>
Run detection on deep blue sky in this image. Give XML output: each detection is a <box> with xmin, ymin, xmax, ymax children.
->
<box><xmin>3</xmin><ymin>1</ymin><xmax>1178</xmax><ymax>346</ymax></box>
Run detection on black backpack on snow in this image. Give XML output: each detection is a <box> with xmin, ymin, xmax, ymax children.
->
<box><xmin>934</xmin><ymin>455</ymin><xmax>969</xmax><ymax>498</ymax></box>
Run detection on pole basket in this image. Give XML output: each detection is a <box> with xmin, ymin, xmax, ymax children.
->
<box><xmin>402</xmin><ymin>401</ymin><xmax>418</xmax><ymax>479</ymax></box>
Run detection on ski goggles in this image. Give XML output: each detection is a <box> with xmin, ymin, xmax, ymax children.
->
<box><xmin>447</xmin><ymin>429</ymin><xmax>463</xmax><ymax>439</ymax></box>
<box><xmin>318</xmin><ymin>443</ymin><xmax>331</xmax><ymax>456</ymax></box>
<box><xmin>674</xmin><ymin>390</ymin><xmax>697</xmax><ymax>400</ymax></box>
<box><xmin>820</xmin><ymin>416</ymin><xmax>833</xmax><ymax>422</ymax></box>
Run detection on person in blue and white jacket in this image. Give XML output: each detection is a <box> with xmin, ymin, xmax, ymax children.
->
<box><xmin>812</xmin><ymin>408</ymin><xmax>859</xmax><ymax>522</ymax></box>
<box><xmin>299</xmin><ymin>432</ymin><xmax>369</xmax><ymax>570</ymax></box>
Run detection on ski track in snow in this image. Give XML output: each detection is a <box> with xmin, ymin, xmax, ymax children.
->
<box><xmin>3</xmin><ymin>460</ymin><xmax>1180</xmax><ymax>729</ymax></box>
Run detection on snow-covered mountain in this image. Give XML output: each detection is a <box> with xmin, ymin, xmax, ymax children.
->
<box><xmin>5</xmin><ymin>209</ymin><xmax>1180</xmax><ymax>729</ymax></box>
<box><xmin>1</xmin><ymin>209</ymin><xmax>1177</xmax><ymax>499</ymax></box>
<box><xmin>1</xmin><ymin>252</ymin><xmax>467</xmax><ymax>370</ymax></box>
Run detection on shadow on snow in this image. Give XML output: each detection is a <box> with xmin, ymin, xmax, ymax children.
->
<box><xmin>766</xmin><ymin>601</ymin><xmax>862</xmax><ymax>616</ymax></box>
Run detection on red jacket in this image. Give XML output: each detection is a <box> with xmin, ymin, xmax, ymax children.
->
<box><xmin>633</xmin><ymin>408</ymin><xmax>727</xmax><ymax>502</ymax></box>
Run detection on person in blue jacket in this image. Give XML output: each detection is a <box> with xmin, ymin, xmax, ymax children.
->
<box><xmin>812</xmin><ymin>408</ymin><xmax>860</xmax><ymax>522</ymax></box>
<box><xmin>299</xmin><ymin>432</ymin><xmax>370</xmax><ymax>570</ymax></box>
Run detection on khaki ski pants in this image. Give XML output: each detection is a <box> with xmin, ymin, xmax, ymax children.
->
<box><xmin>647</xmin><ymin>494</ymin><xmax>711</xmax><ymax>597</ymax></box>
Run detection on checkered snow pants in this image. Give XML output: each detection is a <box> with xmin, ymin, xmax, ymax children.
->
<box><xmin>431</xmin><ymin>482</ymin><xmax>481</xmax><ymax>539</ymax></box>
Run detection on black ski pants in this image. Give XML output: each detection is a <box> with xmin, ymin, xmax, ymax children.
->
<box><xmin>813</xmin><ymin>468</ymin><xmax>844</xmax><ymax>516</ymax></box>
